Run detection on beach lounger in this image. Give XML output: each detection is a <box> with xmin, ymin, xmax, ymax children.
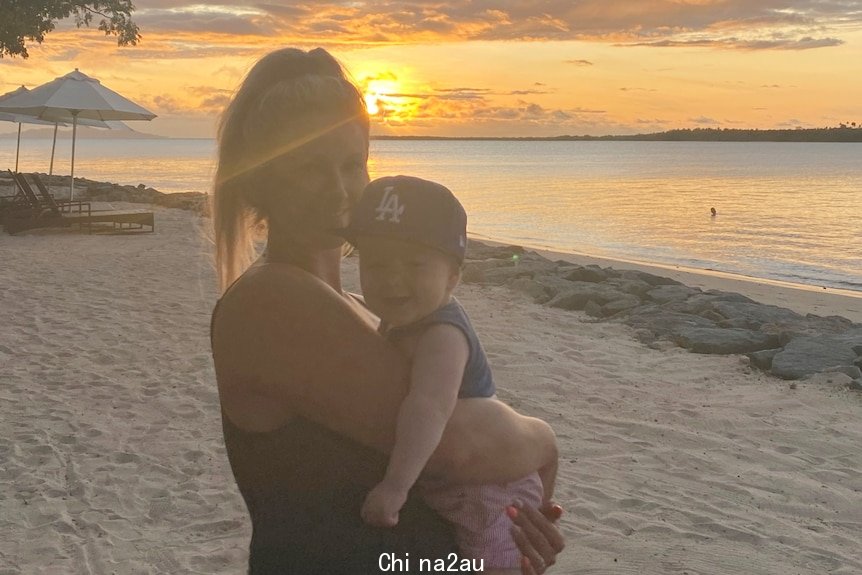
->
<box><xmin>0</xmin><ymin>172</ymin><xmax>32</xmax><ymax>216</ymax></box>
<box><xmin>24</xmin><ymin>172</ymin><xmax>93</xmax><ymax>215</ymax></box>
<box><xmin>4</xmin><ymin>172</ymin><xmax>155</xmax><ymax>235</ymax></box>
<box><xmin>1</xmin><ymin>170</ymin><xmax>69</xmax><ymax>233</ymax></box>
<box><xmin>29</xmin><ymin>174</ymin><xmax>154</xmax><ymax>233</ymax></box>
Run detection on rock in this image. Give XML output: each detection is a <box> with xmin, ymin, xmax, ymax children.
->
<box><xmin>546</xmin><ymin>282</ymin><xmax>630</xmax><ymax>311</ymax></box>
<box><xmin>464</xmin><ymin>255</ymin><xmax>558</xmax><ymax>285</ymax></box>
<box><xmin>507</xmin><ymin>278</ymin><xmax>550</xmax><ymax>302</ymax></box>
<box><xmin>647</xmin><ymin>284</ymin><xmax>701</xmax><ymax>304</ymax></box>
<box><xmin>747</xmin><ymin>348</ymin><xmax>783</xmax><ymax>370</ymax></box>
<box><xmin>533</xmin><ymin>274</ymin><xmax>579</xmax><ymax>299</ymax></box>
<box><xmin>777</xmin><ymin>330</ymin><xmax>801</xmax><ymax>346</ymax></box>
<box><xmin>804</xmin><ymin>314</ymin><xmax>854</xmax><ymax>334</ymax></box>
<box><xmin>483</xmin><ymin>266</ymin><xmax>537</xmax><ymax>285</ymax></box>
<box><xmin>700</xmin><ymin>310</ymin><xmax>726</xmax><ymax>323</ymax></box>
<box><xmin>664</xmin><ymin>291</ymin><xmax>756</xmax><ymax>315</ymax></box>
<box><xmin>647</xmin><ymin>339</ymin><xmax>678</xmax><ymax>351</ymax></box>
<box><xmin>718</xmin><ymin>317</ymin><xmax>763</xmax><ymax>330</ymax></box>
<box><xmin>619</xmin><ymin>269</ymin><xmax>683</xmax><ymax>286</ymax></box>
<box><xmin>622</xmin><ymin>309</ymin><xmax>716</xmax><ymax>340</ymax></box>
<box><xmin>607</xmin><ymin>278</ymin><xmax>653</xmax><ymax>297</ymax></box>
<box><xmin>853</xmin><ymin>345</ymin><xmax>862</xmax><ymax>355</ymax></box>
<box><xmin>461</xmin><ymin>262</ymin><xmax>488</xmax><ymax>284</ymax></box>
<box><xmin>710</xmin><ymin>301</ymin><xmax>805</xmax><ymax>331</ymax></box>
<box><xmin>565</xmin><ymin>266</ymin><xmax>608</xmax><ymax>283</ymax></box>
<box><xmin>461</xmin><ymin>258</ymin><xmax>515</xmax><ymax>283</ymax></box>
<box><xmin>584</xmin><ymin>300</ymin><xmax>604</xmax><ymax>317</ymax></box>
<box><xmin>466</xmin><ymin>241</ymin><xmax>525</xmax><ymax>260</ymax></box>
<box><xmin>823</xmin><ymin>365</ymin><xmax>862</xmax><ymax>380</ymax></box>
<box><xmin>675</xmin><ymin>327</ymin><xmax>780</xmax><ymax>355</ymax></box>
<box><xmin>770</xmin><ymin>333</ymin><xmax>862</xmax><ymax>380</ymax></box>
<box><xmin>601</xmin><ymin>296</ymin><xmax>642</xmax><ymax>316</ymax></box>
<box><xmin>633</xmin><ymin>328</ymin><xmax>656</xmax><ymax>344</ymax></box>
<box><xmin>850</xmin><ymin>379</ymin><xmax>862</xmax><ymax>391</ymax></box>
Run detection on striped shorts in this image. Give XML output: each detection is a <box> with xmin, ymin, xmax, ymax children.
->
<box><xmin>420</xmin><ymin>472</ymin><xmax>543</xmax><ymax>569</ymax></box>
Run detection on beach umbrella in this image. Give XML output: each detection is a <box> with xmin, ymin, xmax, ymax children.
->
<box><xmin>1</xmin><ymin>85</ymin><xmax>120</xmax><ymax>176</ymax></box>
<box><xmin>0</xmin><ymin>86</ymin><xmax>65</xmax><ymax>171</ymax></box>
<box><xmin>0</xmin><ymin>69</ymin><xmax>156</xmax><ymax>199</ymax></box>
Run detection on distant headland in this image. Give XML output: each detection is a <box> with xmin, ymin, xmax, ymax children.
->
<box><xmin>372</xmin><ymin>126</ymin><xmax>862</xmax><ymax>143</ymax></box>
<box><xmin>4</xmin><ymin>125</ymin><xmax>862</xmax><ymax>142</ymax></box>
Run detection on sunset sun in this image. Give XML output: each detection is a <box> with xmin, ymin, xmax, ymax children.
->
<box><xmin>362</xmin><ymin>76</ymin><xmax>410</xmax><ymax>121</ymax></box>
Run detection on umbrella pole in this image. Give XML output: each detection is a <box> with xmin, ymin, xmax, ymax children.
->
<box><xmin>15</xmin><ymin>122</ymin><xmax>21</xmax><ymax>172</ymax></box>
<box><xmin>50</xmin><ymin>123</ymin><xmax>58</xmax><ymax>176</ymax></box>
<box><xmin>69</xmin><ymin>113</ymin><xmax>78</xmax><ymax>202</ymax></box>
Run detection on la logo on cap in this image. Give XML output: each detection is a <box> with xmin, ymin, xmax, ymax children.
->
<box><xmin>374</xmin><ymin>186</ymin><xmax>405</xmax><ymax>223</ymax></box>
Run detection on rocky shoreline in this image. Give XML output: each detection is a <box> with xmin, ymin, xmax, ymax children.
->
<box><xmin>463</xmin><ymin>241</ymin><xmax>862</xmax><ymax>389</ymax></box>
<box><xmin>36</xmin><ymin>173</ymin><xmax>210</xmax><ymax>213</ymax></box>
<box><xmin>39</xmin><ymin>174</ymin><xmax>861</xmax><ymax>389</ymax></box>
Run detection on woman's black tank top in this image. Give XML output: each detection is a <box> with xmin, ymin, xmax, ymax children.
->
<box><xmin>212</xmin><ymin>284</ymin><xmax>459</xmax><ymax>574</ymax></box>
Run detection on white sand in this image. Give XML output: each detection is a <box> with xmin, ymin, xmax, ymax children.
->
<box><xmin>1</xmin><ymin>206</ymin><xmax>860</xmax><ymax>574</ymax></box>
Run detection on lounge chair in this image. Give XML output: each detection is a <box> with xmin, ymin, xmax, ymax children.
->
<box><xmin>4</xmin><ymin>172</ymin><xmax>155</xmax><ymax>235</ymax></box>
<box><xmin>1</xmin><ymin>170</ymin><xmax>70</xmax><ymax>233</ymax></box>
<box><xmin>0</xmin><ymin>173</ymin><xmax>34</xmax><ymax>217</ymax></box>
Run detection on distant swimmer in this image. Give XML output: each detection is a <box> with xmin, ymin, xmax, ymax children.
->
<box><xmin>710</xmin><ymin>207</ymin><xmax>717</xmax><ymax>217</ymax></box>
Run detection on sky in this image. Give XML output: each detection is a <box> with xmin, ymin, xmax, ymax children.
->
<box><xmin>1</xmin><ymin>1</ymin><xmax>862</xmax><ymax>138</ymax></box>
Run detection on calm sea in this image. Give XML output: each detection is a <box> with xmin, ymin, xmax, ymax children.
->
<box><xmin>4</xmin><ymin>137</ymin><xmax>861</xmax><ymax>292</ymax></box>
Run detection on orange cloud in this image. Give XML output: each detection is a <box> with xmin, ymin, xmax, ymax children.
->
<box><xmin>183</xmin><ymin>2</ymin><xmax>859</xmax><ymax>50</ymax></box>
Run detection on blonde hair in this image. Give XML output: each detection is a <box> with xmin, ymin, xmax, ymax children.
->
<box><xmin>213</xmin><ymin>48</ymin><xmax>369</xmax><ymax>293</ymax></box>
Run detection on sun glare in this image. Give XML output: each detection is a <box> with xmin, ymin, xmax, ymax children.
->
<box><xmin>362</xmin><ymin>77</ymin><xmax>410</xmax><ymax>121</ymax></box>
<box><xmin>364</xmin><ymin>93</ymin><xmax>380</xmax><ymax>115</ymax></box>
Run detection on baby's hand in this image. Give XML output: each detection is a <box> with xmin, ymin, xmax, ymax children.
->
<box><xmin>361</xmin><ymin>482</ymin><xmax>409</xmax><ymax>527</ymax></box>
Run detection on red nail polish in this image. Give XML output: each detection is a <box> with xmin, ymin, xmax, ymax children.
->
<box><xmin>551</xmin><ymin>504</ymin><xmax>563</xmax><ymax>520</ymax></box>
<box><xmin>506</xmin><ymin>505</ymin><xmax>519</xmax><ymax>519</ymax></box>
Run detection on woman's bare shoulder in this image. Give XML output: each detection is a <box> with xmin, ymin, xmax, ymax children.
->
<box><xmin>222</xmin><ymin>262</ymin><xmax>330</xmax><ymax>306</ymax></box>
<box><xmin>215</xmin><ymin>263</ymin><xmax>350</xmax><ymax>334</ymax></box>
<box><xmin>213</xmin><ymin>262</ymin><xmax>381</xmax><ymax>370</ymax></box>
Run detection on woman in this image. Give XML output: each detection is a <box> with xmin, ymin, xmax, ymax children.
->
<box><xmin>210</xmin><ymin>47</ymin><xmax>565</xmax><ymax>574</ymax></box>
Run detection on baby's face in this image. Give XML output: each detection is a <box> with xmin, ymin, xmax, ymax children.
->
<box><xmin>358</xmin><ymin>236</ymin><xmax>460</xmax><ymax>327</ymax></box>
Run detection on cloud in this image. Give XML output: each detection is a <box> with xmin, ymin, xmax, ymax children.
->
<box><xmin>368</xmin><ymin>80</ymin><xmax>607</xmax><ymax>135</ymax></box>
<box><xmin>16</xmin><ymin>0</ymin><xmax>855</xmax><ymax>76</ymax></box>
<box><xmin>627</xmin><ymin>36</ymin><xmax>844</xmax><ymax>50</ymax></box>
<box><xmin>63</xmin><ymin>1</ymin><xmax>857</xmax><ymax>55</ymax></box>
<box><xmin>689</xmin><ymin>116</ymin><xmax>721</xmax><ymax>125</ymax></box>
<box><xmin>508</xmin><ymin>89</ymin><xmax>551</xmax><ymax>95</ymax></box>
<box><xmin>147</xmin><ymin>85</ymin><xmax>235</xmax><ymax>115</ymax></box>
<box><xmin>776</xmin><ymin>118</ymin><xmax>808</xmax><ymax>128</ymax></box>
<box><xmin>133</xmin><ymin>5</ymin><xmax>274</xmax><ymax>36</ymax></box>
<box><xmin>636</xmin><ymin>118</ymin><xmax>670</xmax><ymax>124</ymax></box>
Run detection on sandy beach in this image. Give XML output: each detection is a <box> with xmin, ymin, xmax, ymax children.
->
<box><xmin>1</xmin><ymin>205</ymin><xmax>860</xmax><ymax>574</ymax></box>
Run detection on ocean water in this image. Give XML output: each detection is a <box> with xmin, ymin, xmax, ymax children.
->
<box><xmin>3</xmin><ymin>137</ymin><xmax>861</xmax><ymax>292</ymax></box>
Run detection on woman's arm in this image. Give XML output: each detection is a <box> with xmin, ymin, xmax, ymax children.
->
<box><xmin>213</xmin><ymin>263</ymin><xmax>555</xmax><ymax>483</ymax></box>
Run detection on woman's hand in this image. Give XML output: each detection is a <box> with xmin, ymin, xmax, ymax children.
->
<box><xmin>508</xmin><ymin>501</ymin><xmax>565</xmax><ymax>575</ymax></box>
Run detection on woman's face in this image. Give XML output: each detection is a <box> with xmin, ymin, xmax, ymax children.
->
<box><xmin>265</xmin><ymin>119</ymin><xmax>369</xmax><ymax>247</ymax></box>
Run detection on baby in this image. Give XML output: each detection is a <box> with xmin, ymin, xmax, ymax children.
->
<box><xmin>343</xmin><ymin>175</ymin><xmax>558</xmax><ymax>573</ymax></box>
